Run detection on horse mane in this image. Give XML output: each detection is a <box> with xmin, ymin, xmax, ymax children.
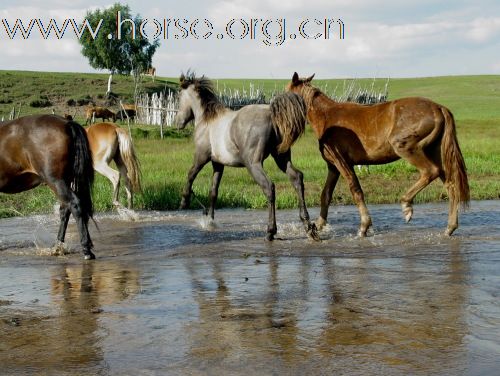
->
<box><xmin>180</xmin><ymin>72</ymin><xmax>225</xmax><ymax>123</ymax></box>
<box><xmin>297</xmin><ymin>84</ymin><xmax>323</xmax><ymax>109</ymax></box>
<box><xmin>270</xmin><ymin>92</ymin><xmax>307</xmax><ymax>153</ymax></box>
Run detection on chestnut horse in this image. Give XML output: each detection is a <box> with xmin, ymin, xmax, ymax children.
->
<box><xmin>86</xmin><ymin>122</ymin><xmax>141</xmax><ymax>209</ymax></box>
<box><xmin>287</xmin><ymin>73</ymin><xmax>469</xmax><ymax>236</ymax></box>
<box><xmin>0</xmin><ymin>115</ymin><xmax>96</xmax><ymax>259</ymax></box>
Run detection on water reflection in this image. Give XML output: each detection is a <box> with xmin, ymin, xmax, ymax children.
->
<box><xmin>180</xmin><ymin>240</ymin><xmax>469</xmax><ymax>373</ymax></box>
<box><xmin>1</xmin><ymin>202</ymin><xmax>499</xmax><ymax>374</ymax></box>
<box><xmin>0</xmin><ymin>262</ymin><xmax>140</xmax><ymax>374</ymax></box>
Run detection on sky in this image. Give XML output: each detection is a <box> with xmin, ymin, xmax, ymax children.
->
<box><xmin>1</xmin><ymin>0</ymin><xmax>500</xmax><ymax>78</ymax></box>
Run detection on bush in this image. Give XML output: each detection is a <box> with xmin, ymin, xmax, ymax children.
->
<box><xmin>76</xmin><ymin>95</ymin><xmax>93</xmax><ymax>106</ymax></box>
<box><xmin>66</xmin><ymin>98</ymin><xmax>76</xmax><ymax>106</ymax></box>
<box><xmin>30</xmin><ymin>96</ymin><xmax>52</xmax><ymax>108</ymax></box>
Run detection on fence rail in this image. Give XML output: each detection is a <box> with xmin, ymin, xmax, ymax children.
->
<box><xmin>136</xmin><ymin>91</ymin><xmax>178</xmax><ymax>127</ymax></box>
<box><xmin>134</xmin><ymin>79</ymin><xmax>389</xmax><ymax>128</ymax></box>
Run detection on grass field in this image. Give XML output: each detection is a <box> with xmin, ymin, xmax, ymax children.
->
<box><xmin>0</xmin><ymin>71</ymin><xmax>499</xmax><ymax>218</ymax></box>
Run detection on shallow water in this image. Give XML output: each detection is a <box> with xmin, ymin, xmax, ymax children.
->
<box><xmin>0</xmin><ymin>201</ymin><xmax>499</xmax><ymax>375</ymax></box>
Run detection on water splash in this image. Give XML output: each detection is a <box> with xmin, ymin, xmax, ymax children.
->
<box><xmin>197</xmin><ymin>215</ymin><xmax>218</xmax><ymax>230</ymax></box>
<box><xmin>116</xmin><ymin>207</ymin><xmax>140</xmax><ymax>222</ymax></box>
<box><xmin>33</xmin><ymin>216</ymin><xmax>57</xmax><ymax>250</ymax></box>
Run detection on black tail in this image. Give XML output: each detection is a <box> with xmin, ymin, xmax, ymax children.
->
<box><xmin>68</xmin><ymin>121</ymin><xmax>94</xmax><ymax>223</ymax></box>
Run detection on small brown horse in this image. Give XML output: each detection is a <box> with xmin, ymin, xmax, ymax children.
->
<box><xmin>0</xmin><ymin>115</ymin><xmax>96</xmax><ymax>259</ymax></box>
<box><xmin>116</xmin><ymin>104</ymin><xmax>137</xmax><ymax>122</ymax></box>
<box><xmin>86</xmin><ymin>122</ymin><xmax>141</xmax><ymax>209</ymax></box>
<box><xmin>85</xmin><ymin>106</ymin><xmax>116</xmax><ymax>125</ymax></box>
<box><xmin>287</xmin><ymin>73</ymin><xmax>469</xmax><ymax>236</ymax></box>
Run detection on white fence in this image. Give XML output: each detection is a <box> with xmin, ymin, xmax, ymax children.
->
<box><xmin>133</xmin><ymin>79</ymin><xmax>389</xmax><ymax>128</ymax></box>
<box><xmin>136</xmin><ymin>91</ymin><xmax>178</xmax><ymax>127</ymax></box>
<box><xmin>135</xmin><ymin>84</ymin><xmax>269</xmax><ymax>127</ymax></box>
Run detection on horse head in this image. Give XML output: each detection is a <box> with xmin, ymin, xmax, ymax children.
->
<box><xmin>175</xmin><ymin>72</ymin><xmax>223</xmax><ymax>128</ymax></box>
<box><xmin>286</xmin><ymin>72</ymin><xmax>315</xmax><ymax>94</ymax></box>
<box><xmin>174</xmin><ymin>74</ymin><xmax>196</xmax><ymax>129</ymax></box>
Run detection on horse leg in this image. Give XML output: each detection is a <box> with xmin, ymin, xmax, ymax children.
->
<box><xmin>427</xmin><ymin>142</ymin><xmax>459</xmax><ymax>235</ymax></box>
<box><xmin>337</xmin><ymin>164</ymin><xmax>372</xmax><ymax>237</ymax></box>
<box><xmin>52</xmin><ymin>181</ymin><xmax>94</xmax><ymax>259</ymax></box>
<box><xmin>208</xmin><ymin>162</ymin><xmax>224</xmax><ymax>219</ymax></box>
<box><xmin>247</xmin><ymin>163</ymin><xmax>276</xmax><ymax>241</ymax></box>
<box><xmin>439</xmin><ymin>173</ymin><xmax>459</xmax><ymax>235</ymax></box>
<box><xmin>95</xmin><ymin>162</ymin><xmax>121</xmax><ymax>208</ymax></box>
<box><xmin>272</xmin><ymin>151</ymin><xmax>319</xmax><ymax>240</ymax></box>
<box><xmin>397</xmin><ymin>152</ymin><xmax>441</xmax><ymax>223</ymax></box>
<box><xmin>55</xmin><ymin>202</ymin><xmax>71</xmax><ymax>255</ymax></box>
<box><xmin>180</xmin><ymin>153</ymin><xmax>211</xmax><ymax>209</ymax></box>
<box><xmin>317</xmin><ymin>163</ymin><xmax>340</xmax><ymax>230</ymax></box>
<box><xmin>115</xmin><ymin>155</ymin><xmax>133</xmax><ymax>209</ymax></box>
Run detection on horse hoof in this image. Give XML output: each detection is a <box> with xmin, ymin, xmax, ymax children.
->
<box><xmin>315</xmin><ymin>217</ymin><xmax>326</xmax><ymax>231</ymax></box>
<box><xmin>307</xmin><ymin>223</ymin><xmax>321</xmax><ymax>242</ymax></box>
<box><xmin>83</xmin><ymin>251</ymin><xmax>96</xmax><ymax>260</ymax></box>
<box><xmin>402</xmin><ymin>204</ymin><xmax>413</xmax><ymax>223</ymax></box>
<box><xmin>266</xmin><ymin>233</ymin><xmax>275</xmax><ymax>241</ymax></box>
<box><xmin>52</xmin><ymin>241</ymin><xmax>66</xmax><ymax>256</ymax></box>
<box><xmin>357</xmin><ymin>230</ymin><xmax>367</xmax><ymax>238</ymax></box>
<box><xmin>445</xmin><ymin>227</ymin><xmax>456</xmax><ymax>236</ymax></box>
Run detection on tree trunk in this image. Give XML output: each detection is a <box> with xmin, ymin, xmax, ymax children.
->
<box><xmin>133</xmin><ymin>69</ymin><xmax>142</xmax><ymax>102</ymax></box>
<box><xmin>107</xmin><ymin>73</ymin><xmax>113</xmax><ymax>95</ymax></box>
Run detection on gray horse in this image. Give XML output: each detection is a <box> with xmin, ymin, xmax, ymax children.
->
<box><xmin>174</xmin><ymin>73</ymin><xmax>318</xmax><ymax>241</ymax></box>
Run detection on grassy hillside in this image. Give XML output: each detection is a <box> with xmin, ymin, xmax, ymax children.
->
<box><xmin>0</xmin><ymin>70</ymin><xmax>177</xmax><ymax>121</ymax></box>
<box><xmin>2</xmin><ymin>71</ymin><xmax>499</xmax><ymax>122</ymax></box>
<box><xmin>0</xmin><ymin>70</ymin><xmax>499</xmax><ymax>218</ymax></box>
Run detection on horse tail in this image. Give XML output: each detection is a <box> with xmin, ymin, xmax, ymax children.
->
<box><xmin>270</xmin><ymin>92</ymin><xmax>307</xmax><ymax>154</ymax></box>
<box><xmin>115</xmin><ymin>127</ymin><xmax>142</xmax><ymax>192</ymax></box>
<box><xmin>67</xmin><ymin>121</ymin><xmax>94</xmax><ymax>222</ymax></box>
<box><xmin>440</xmin><ymin>107</ymin><xmax>470</xmax><ymax>210</ymax></box>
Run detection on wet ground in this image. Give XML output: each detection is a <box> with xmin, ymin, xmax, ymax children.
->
<box><xmin>0</xmin><ymin>201</ymin><xmax>499</xmax><ymax>375</ymax></box>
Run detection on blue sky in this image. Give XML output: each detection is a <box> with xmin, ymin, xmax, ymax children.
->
<box><xmin>1</xmin><ymin>0</ymin><xmax>499</xmax><ymax>78</ymax></box>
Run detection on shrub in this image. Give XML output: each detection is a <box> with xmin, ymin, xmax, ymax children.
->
<box><xmin>30</xmin><ymin>96</ymin><xmax>52</xmax><ymax>107</ymax></box>
<box><xmin>76</xmin><ymin>95</ymin><xmax>93</xmax><ymax>106</ymax></box>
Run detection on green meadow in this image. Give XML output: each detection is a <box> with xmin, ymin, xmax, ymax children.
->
<box><xmin>0</xmin><ymin>71</ymin><xmax>499</xmax><ymax>218</ymax></box>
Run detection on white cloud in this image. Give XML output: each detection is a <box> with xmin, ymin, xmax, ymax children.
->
<box><xmin>467</xmin><ymin>17</ymin><xmax>500</xmax><ymax>42</ymax></box>
<box><xmin>1</xmin><ymin>1</ymin><xmax>499</xmax><ymax>77</ymax></box>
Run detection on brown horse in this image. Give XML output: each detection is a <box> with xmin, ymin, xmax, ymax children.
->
<box><xmin>86</xmin><ymin>122</ymin><xmax>141</xmax><ymax>209</ymax></box>
<box><xmin>287</xmin><ymin>73</ymin><xmax>469</xmax><ymax>236</ymax></box>
<box><xmin>85</xmin><ymin>106</ymin><xmax>116</xmax><ymax>125</ymax></box>
<box><xmin>116</xmin><ymin>104</ymin><xmax>137</xmax><ymax>122</ymax></box>
<box><xmin>0</xmin><ymin>115</ymin><xmax>96</xmax><ymax>259</ymax></box>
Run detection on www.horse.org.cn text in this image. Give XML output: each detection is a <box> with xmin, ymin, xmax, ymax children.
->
<box><xmin>116</xmin><ymin>16</ymin><xmax>346</xmax><ymax>46</ymax></box>
<box><xmin>1</xmin><ymin>13</ymin><xmax>345</xmax><ymax>46</ymax></box>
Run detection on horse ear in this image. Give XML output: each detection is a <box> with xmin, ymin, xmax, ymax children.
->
<box><xmin>292</xmin><ymin>72</ymin><xmax>299</xmax><ymax>84</ymax></box>
<box><xmin>179</xmin><ymin>73</ymin><xmax>185</xmax><ymax>84</ymax></box>
<box><xmin>306</xmin><ymin>73</ymin><xmax>315</xmax><ymax>83</ymax></box>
